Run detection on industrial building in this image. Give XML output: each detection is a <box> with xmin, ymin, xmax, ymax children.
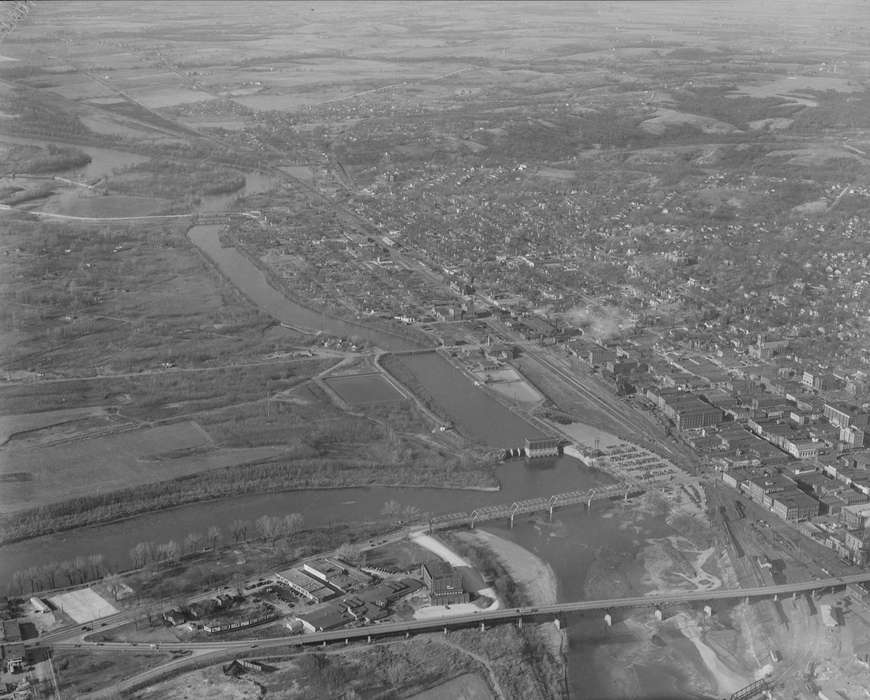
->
<box><xmin>645</xmin><ymin>388</ymin><xmax>723</xmax><ymax>431</ymax></box>
<box><xmin>770</xmin><ymin>489</ymin><xmax>820</xmax><ymax>521</ymax></box>
<box><xmin>275</xmin><ymin>567</ymin><xmax>338</xmax><ymax>603</ymax></box>
<box><xmin>421</xmin><ymin>560</ymin><xmax>468</xmax><ymax>605</ymax></box>
<box><xmin>524</xmin><ymin>437</ymin><xmax>561</xmax><ymax>458</ymax></box>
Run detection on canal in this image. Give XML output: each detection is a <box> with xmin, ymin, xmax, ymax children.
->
<box><xmin>387</xmin><ymin>351</ymin><xmax>546</xmax><ymax>447</ymax></box>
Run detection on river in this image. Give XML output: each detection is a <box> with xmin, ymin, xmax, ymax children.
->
<box><xmin>489</xmin><ymin>504</ymin><xmax>723</xmax><ymax>699</ymax></box>
<box><xmin>0</xmin><ymin>134</ymin><xmax>149</xmax><ymax>181</ymax></box>
<box><xmin>2</xmin><ymin>138</ymin><xmax>703</xmax><ymax>696</ymax></box>
<box><xmin>0</xmin><ymin>455</ymin><xmax>606</xmax><ymax>587</ymax></box>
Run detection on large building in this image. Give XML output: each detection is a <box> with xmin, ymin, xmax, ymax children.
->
<box><xmin>841</xmin><ymin>502</ymin><xmax>870</xmax><ymax>530</ymax></box>
<box><xmin>421</xmin><ymin>561</ymin><xmax>468</xmax><ymax>605</ymax></box>
<box><xmin>275</xmin><ymin>567</ymin><xmax>337</xmax><ymax>603</ymax></box>
<box><xmin>524</xmin><ymin>437</ymin><xmax>561</xmax><ymax>458</ymax></box>
<box><xmin>771</xmin><ymin>489</ymin><xmax>820</xmax><ymax>522</ymax></box>
<box><xmin>646</xmin><ymin>388</ymin><xmax>723</xmax><ymax>431</ymax></box>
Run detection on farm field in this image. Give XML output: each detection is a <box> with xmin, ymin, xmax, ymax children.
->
<box><xmin>0</xmin><ymin>406</ymin><xmax>105</xmax><ymax>445</ymax></box>
<box><xmin>0</xmin><ymin>420</ymin><xmax>289</xmax><ymax>512</ymax></box>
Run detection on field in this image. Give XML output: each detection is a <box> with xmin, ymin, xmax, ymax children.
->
<box><xmin>54</xmin><ymin>650</ymin><xmax>174</xmax><ymax>697</ymax></box>
<box><xmin>409</xmin><ymin>673</ymin><xmax>495</xmax><ymax>700</ymax></box>
<box><xmin>323</xmin><ymin>372</ymin><xmax>405</xmax><ymax>406</ymax></box>
<box><xmin>0</xmin><ymin>406</ymin><xmax>104</xmax><ymax>445</ymax></box>
<box><xmin>1</xmin><ymin>420</ymin><xmax>291</xmax><ymax>512</ymax></box>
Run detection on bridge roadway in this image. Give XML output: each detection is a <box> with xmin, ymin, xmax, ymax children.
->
<box><xmin>428</xmin><ymin>482</ymin><xmax>635</xmax><ymax>530</ymax></box>
<box><xmin>38</xmin><ymin>571</ymin><xmax>870</xmax><ymax>655</ymax></box>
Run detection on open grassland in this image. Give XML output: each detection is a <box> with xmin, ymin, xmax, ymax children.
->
<box><xmin>0</xmin><ymin>420</ymin><xmax>289</xmax><ymax>514</ymax></box>
<box><xmin>0</xmin><ymin>358</ymin><xmax>334</xmax><ymax>417</ymax></box>
<box><xmin>55</xmin><ymin>650</ymin><xmax>175</xmax><ymax>698</ymax></box>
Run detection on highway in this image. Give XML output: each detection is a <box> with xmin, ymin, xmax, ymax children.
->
<box><xmin>33</xmin><ymin>571</ymin><xmax>870</xmax><ymax>656</ymax></box>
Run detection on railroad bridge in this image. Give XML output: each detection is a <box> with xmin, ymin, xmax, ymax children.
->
<box><xmin>428</xmin><ymin>482</ymin><xmax>640</xmax><ymax>531</ymax></box>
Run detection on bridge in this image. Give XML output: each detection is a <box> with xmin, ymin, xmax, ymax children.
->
<box><xmin>428</xmin><ymin>482</ymin><xmax>639</xmax><ymax>530</ymax></box>
<box><xmin>36</xmin><ymin>571</ymin><xmax>870</xmax><ymax>657</ymax></box>
<box><xmin>192</xmin><ymin>211</ymin><xmax>261</xmax><ymax>225</ymax></box>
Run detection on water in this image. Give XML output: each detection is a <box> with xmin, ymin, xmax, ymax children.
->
<box><xmin>390</xmin><ymin>352</ymin><xmax>546</xmax><ymax>447</ymax></box>
<box><xmin>0</xmin><ymin>134</ymin><xmax>148</xmax><ymax>181</ymax></box>
<box><xmin>0</xmin><ymin>456</ymin><xmax>602</xmax><ymax>588</ymax></box>
<box><xmin>187</xmin><ymin>224</ymin><xmax>420</xmax><ymax>351</ymax></box>
<box><xmin>492</xmin><ymin>505</ymin><xmax>722</xmax><ymax>699</ymax></box>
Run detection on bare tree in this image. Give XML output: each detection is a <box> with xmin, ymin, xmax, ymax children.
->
<box><xmin>165</xmin><ymin>540</ymin><xmax>182</xmax><ymax>563</ymax></box>
<box><xmin>230</xmin><ymin>519</ymin><xmax>248</xmax><ymax>543</ymax></box>
<box><xmin>207</xmin><ymin>525</ymin><xmax>221</xmax><ymax>551</ymax></box>
<box><xmin>105</xmin><ymin>573</ymin><xmax>122</xmax><ymax>601</ymax></box>
<box><xmin>402</xmin><ymin>504</ymin><xmax>422</xmax><ymax>522</ymax></box>
<box><xmin>256</xmin><ymin>514</ymin><xmax>276</xmax><ymax>541</ymax></box>
<box><xmin>184</xmin><ymin>532</ymin><xmax>203</xmax><ymax>555</ymax></box>
<box><xmin>381</xmin><ymin>500</ymin><xmax>402</xmax><ymax>519</ymax></box>
<box><xmin>335</xmin><ymin>542</ymin><xmax>361</xmax><ymax>564</ymax></box>
<box><xmin>88</xmin><ymin>553</ymin><xmax>105</xmax><ymax>579</ymax></box>
<box><xmin>283</xmin><ymin>513</ymin><xmax>303</xmax><ymax>538</ymax></box>
<box><xmin>73</xmin><ymin>557</ymin><xmax>88</xmax><ymax>584</ymax></box>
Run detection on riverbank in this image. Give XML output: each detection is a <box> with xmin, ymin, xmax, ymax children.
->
<box><xmin>456</xmin><ymin>529</ymin><xmax>558</xmax><ymax>606</ymax></box>
<box><xmin>445</xmin><ymin>528</ymin><xmax>567</xmax><ymax>694</ymax></box>
<box><xmin>410</xmin><ymin>531</ymin><xmax>502</xmax><ymax>614</ymax></box>
<box><xmin>0</xmin><ymin>457</ymin><xmax>501</xmax><ymax>546</ymax></box>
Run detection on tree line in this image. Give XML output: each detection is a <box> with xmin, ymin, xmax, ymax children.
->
<box><xmin>0</xmin><ymin>455</ymin><xmax>488</xmax><ymax>545</ymax></box>
<box><xmin>8</xmin><ymin>553</ymin><xmax>107</xmax><ymax>596</ymax></box>
<box><xmin>7</xmin><ymin>514</ymin><xmax>304</xmax><ymax>596</ymax></box>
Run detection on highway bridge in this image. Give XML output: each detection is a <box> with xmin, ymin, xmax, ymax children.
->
<box><xmin>427</xmin><ymin>482</ymin><xmax>638</xmax><ymax>530</ymax></box>
<box><xmin>37</xmin><ymin>571</ymin><xmax>870</xmax><ymax>656</ymax></box>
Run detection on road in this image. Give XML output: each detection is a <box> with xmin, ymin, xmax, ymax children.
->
<box><xmin>34</xmin><ymin>571</ymin><xmax>870</xmax><ymax>659</ymax></box>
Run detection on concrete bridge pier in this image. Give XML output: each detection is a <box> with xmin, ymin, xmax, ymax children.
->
<box><xmin>510</xmin><ymin>502</ymin><xmax>520</xmax><ymax>529</ymax></box>
<box><xmin>322</xmin><ymin>641</ymin><xmax>327</xmax><ymax>648</ymax></box>
<box><xmin>345</xmin><ymin>638</ymin><xmax>349</xmax><ymax>646</ymax></box>
<box><xmin>517</xmin><ymin>617</ymin><xmax>523</xmax><ymax>629</ymax></box>
<box><xmin>604</xmin><ymin>613</ymin><xmax>612</xmax><ymax>628</ymax></box>
<box><xmin>704</xmin><ymin>605</ymin><xmax>713</xmax><ymax>618</ymax></box>
<box><xmin>405</xmin><ymin>632</ymin><xmax>410</xmax><ymax>639</ymax></box>
<box><xmin>554</xmin><ymin>617</ymin><xmax>561</xmax><ymax>630</ymax></box>
<box><xmin>443</xmin><ymin>626</ymin><xmax>448</xmax><ymax>636</ymax></box>
<box><xmin>774</xmin><ymin>593</ymin><xmax>778</xmax><ymax>602</ymax></box>
<box><xmin>654</xmin><ymin>607</ymin><xmax>663</xmax><ymax>622</ymax></box>
<box><xmin>479</xmin><ymin>621</ymin><xmax>486</xmax><ymax>632</ymax></box>
<box><xmin>367</xmin><ymin>635</ymin><xmax>372</xmax><ymax>644</ymax></box>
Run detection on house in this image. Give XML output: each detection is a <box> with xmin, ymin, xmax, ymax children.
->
<box><xmin>3</xmin><ymin>643</ymin><xmax>26</xmax><ymax>673</ymax></box>
<box><xmin>421</xmin><ymin>561</ymin><xmax>468</xmax><ymax>605</ymax></box>
<box><xmin>163</xmin><ymin>609</ymin><xmax>187</xmax><ymax>626</ymax></box>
